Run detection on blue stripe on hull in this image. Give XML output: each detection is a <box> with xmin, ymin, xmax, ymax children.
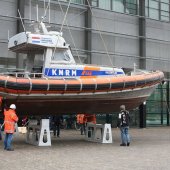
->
<box><xmin>44</xmin><ymin>68</ymin><xmax>124</xmax><ymax>77</ymax></box>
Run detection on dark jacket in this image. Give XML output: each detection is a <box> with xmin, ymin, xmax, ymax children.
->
<box><xmin>52</xmin><ymin>115</ymin><xmax>63</xmax><ymax>126</ymax></box>
<box><xmin>117</xmin><ymin>110</ymin><xmax>130</xmax><ymax>127</ymax></box>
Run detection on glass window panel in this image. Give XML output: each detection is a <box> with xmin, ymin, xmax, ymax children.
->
<box><xmin>146</xmin><ymin>101</ymin><xmax>162</xmax><ymax>114</ymax></box>
<box><xmin>112</xmin><ymin>0</ymin><xmax>124</xmax><ymax>13</ymax></box>
<box><xmin>145</xmin><ymin>0</ymin><xmax>149</xmax><ymax>17</ymax></box>
<box><xmin>150</xmin><ymin>0</ymin><xmax>159</xmax><ymax>9</ymax></box>
<box><xmin>161</xmin><ymin>11</ymin><xmax>169</xmax><ymax>17</ymax></box>
<box><xmin>161</xmin><ymin>3</ymin><xmax>169</xmax><ymax>12</ymax></box>
<box><xmin>146</xmin><ymin>84</ymin><xmax>169</xmax><ymax>125</ymax></box>
<box><xmin>149</xmin><ymin>0</ymin><xmax>159</xmax><ymax>20</ymax></box>
<box><xmin>59</xmin><ymin>0</ymin><xmax>84</xmax><ymax>4</ymax></box>
<box><xmin>126</xmin><ymin>3</ymin><xmax>137</xmax><ymax>14</ymax></box>
<box><xmin>92</xmin><ymin>0</ymin><xmax>98</xmax><ymax>6</ymax></box>
<box><xmin>148</xmin><ymin>88</ymin><xmax>161</xmax><ymax>101</ymax></box>
<box><xmin>145</xmin><ymin>0</ymin><xmax>149</xmax><ymax>7</ymax></box>
<box><xmin>161</xmin><ymin>0</ymin><xmax>169</xmax><ymax>3</ymax></box>
<box><xmin>126</xmin><ymin>0</ymin><xmax>137</xmax><ymax>4</ymax></box>
<box><xmin>145</xmin><ymin>7</ymin><xmax>149</xmax><ymax>17</ymax></box>
<box><xmin>71</xmin><ymin>0</ymin><xmax>84</xmax><ymax>4</ymax></box>
<box><xmin>125</xmin><ymin>0</ymin><xmax>137</xmax><ymax>15</ymax></box>
<box><xmin>146</xmin><ymin>113</ymin><xmax>161</xmax><ymax>125</ymax></box>
<box><xmin>161</xmin><ymin>16</ymin><xmax>169</xmax><ymax>21</ymax></box>
<box><xmin>160</xmin><ymin>2</ymin><xmax>169</xmax><ymax>21</ymax></box>
<box><xmin>99</xmin><ymin>0</ymin><xmax>111</xmax><ymax>10</ymax></box>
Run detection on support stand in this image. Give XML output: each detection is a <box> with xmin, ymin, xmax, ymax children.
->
<box><xmin>26</xmin><ymin>119</ymin><xmax>51</xmax><ymax>146</ymax></box>
<box><xmin>85</xmin><ymin>123</ymin><xmax>112</xmax><ymax>143</ymax></box>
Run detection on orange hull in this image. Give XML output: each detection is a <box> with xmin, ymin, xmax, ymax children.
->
<box><xmin>0</xmin><ymin>71</ymin><xmax>163</xmax><ymax>96</ymax></box>
<box><xmin>0</xmin><ymin>71</ymin><xmax>164</xmax><ymax>116</ymax></box>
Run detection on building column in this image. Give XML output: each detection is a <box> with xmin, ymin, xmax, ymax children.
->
<box><xmin>85</xmin><ymin>0</ymin><xmax>92</xmax><ymax>64</ymax></box>
<box><xmin>167</xmin><ymin>81</ymin><xmax>169</xmax><ymax>126</ymax></box>
<box><xmin>139</xmin><ymin>103</ymin><xmax>146</xmax><ymax>128</ymax></box>
<box><xmin>161</xmin><ymin>85</ymin><xmax>164</xmax><ymax>125</ymax></box>
<box><xmin>139</xmin><ymin>0</ymin><xmax>146</xmax><ymax>69</ymax></box>
<box><xmin>139</xmin><ymin>0</ymin><xmax>146</xmax><ymax>128</ymax></box>
<box><xmin>16</xmin><ymin>0</ymin><xmax>25</xmax><ymax>68</ymax></box>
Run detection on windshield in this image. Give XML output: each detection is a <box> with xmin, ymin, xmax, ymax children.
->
<box><xmin>51</xmin><ymin>49</ymin><xmax>71</xmax><ymax>62</ymax></box>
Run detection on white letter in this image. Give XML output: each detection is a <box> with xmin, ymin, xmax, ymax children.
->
<box><xmin>52</xmin><ymin>69</ymin><xmax>57</xmax><ymax>75</ymax></box>
<box><xmin>65</xmin><ymin>70</ymin><xmax>70</xmax><ymax>76</ymax></box>
<box><xmin>72</xmin><ymin>70</ymin><xmax>77</xmax><ymax>76</ymax></box>
<box><xmin>59</xmin><ymin>69</ymin><xmax>64</xmax><ymax>76</ymax></box>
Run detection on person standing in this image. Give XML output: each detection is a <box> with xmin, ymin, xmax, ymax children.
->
<box><xmin>4</xmin><ymin>104</ymin><xmax>18</xmax><ymax>151</ymax></box>
<box><xmin>77</xmin><ymin>114</ymin><xmax>86</xmax><ymax>135</ymax></box>
<box><xmin>52</xmin><ymin>115</ymin><xmax>63</xmax><ymax>137</ymax></box>
<box><xmin>117</xmin><ymin>105</ymin><xmax>130</xmax><ymax>146</ymax></box>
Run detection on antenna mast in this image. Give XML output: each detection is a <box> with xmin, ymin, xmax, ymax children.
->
<box><xmin>36</xmin><ymin>0</ymin><xmax>39</xmax><ymax>21</ymax></box>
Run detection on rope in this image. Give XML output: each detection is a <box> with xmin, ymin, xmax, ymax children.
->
<box><xmin>42</xmin><ymin>1</ymin><xmax>50</xmax><ymax>22</ymax></box>
<box><xmin>23</xmin><ymin>120</ymin><xmax>29</xmax><ymax>127</ymax></box>
<box><xmin>86</xmin><ymin>0</ymin><xmax>114</xmax><ymax>67</ymax></box>
<box><xmin>1</xmin><ymin>122</ymin><xmax>4</xmax><ymax>129</ymax></box>
<box><xmin>58</xmin><ymin>0</ymin><xmax>81</xmax><ymax>63</ymax></box>
<box><xmin>60</xmin><ymin>0</ymin><xmax>71</xmax><ymax>33</ymax></box>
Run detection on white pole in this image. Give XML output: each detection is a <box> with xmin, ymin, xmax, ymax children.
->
<box><xmin>36</xmin><ymin>1</ymin><xmax>39</xmax><ymax>21</ymax></box>
<box><xmin>49</xmin><ymin>0</ymin><xmax>50</xmax><ymax>23</ymax></box>
<box><xmin>29</xmin><ymin>0</ymin><xmax>32</xmax><ymax>21</ymax></box>
<box><xmin>44</xmin><ymin>0</ymin><xmax>46</xmax><ymax>14</ymax></box>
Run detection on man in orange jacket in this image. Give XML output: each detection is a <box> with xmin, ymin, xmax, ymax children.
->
<box><xmin>77</xmin><ymin>114</ymin><xmax>87</xmax><ymax>135</ymax></box>
<box><xmin>4</xmin><ymin>104</ymin><xmax>18</xmax><ymax>151</ymax></box>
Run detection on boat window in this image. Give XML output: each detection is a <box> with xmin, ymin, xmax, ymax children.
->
<box><xmin>51</xmin><ymin>49</ymin><xmax>71</xmax><ymax>62</ymax></box>
<box><xmin>64</xmin><ymin>51</ymin><xmax>70</xmax><ymax>61</ymax></box>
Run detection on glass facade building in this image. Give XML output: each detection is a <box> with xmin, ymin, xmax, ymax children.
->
<box><xmin>146</xmin><ymin>82</ymin><xmax>170</xmax><ymax>126</ymax></box>
<box><xmin>59</xmin><ymin>0</ymin><xmax>170</xmax><ymax>22</ymax></box>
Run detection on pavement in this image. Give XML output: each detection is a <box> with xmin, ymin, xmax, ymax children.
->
<box><xmin>0</xmin><ymin>127</ymin><xmax>170</xmax><ymax>170</ymax></box>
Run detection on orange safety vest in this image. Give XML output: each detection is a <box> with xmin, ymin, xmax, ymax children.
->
<box><xmin>0</xmin><ymin>96</ymin><xmax>2</xmax><ymax>106</ymax></box>
<box><xmin>85</xmin><ymin>114</ymin><xmax>96</xmax><ymax>124</ymax></box>
<box><xmin>4</xmin><ymin>109</ymin><xmax>18</xmax><ymax>134</ymax></box>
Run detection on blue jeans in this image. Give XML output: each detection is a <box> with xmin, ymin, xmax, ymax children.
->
<box><xmin>4</xmin><ymin>133</ymin><xmax>13</xmax><ymax>150</ymax></box>
<box><xmin>120</xmin><ymin>126</ymin><xmax>130</xmax><ymax>144</ymax></box>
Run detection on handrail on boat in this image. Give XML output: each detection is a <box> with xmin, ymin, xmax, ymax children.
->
<box><xmin>0</xmin><ymin>70</ymin><xmax>164</xmax><ymax>96</ymax></box>
<box><xmin>0</xmin><ymin>72</ymin><xmax>44</xmax><ymax>78</ymax></box>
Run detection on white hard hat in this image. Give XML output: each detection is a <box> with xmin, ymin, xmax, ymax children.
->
<box><xmin>10</xmin><ymin>104</ymin><xmax>16</xmax><ymax>110</ymax></box>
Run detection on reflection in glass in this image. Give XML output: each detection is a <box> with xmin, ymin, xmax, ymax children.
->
<box><xmin>98</xmin><ymin>0</ymin><xmax>111</xmax><ymax>10</ymax></box>
<box><xmin>160</xmin><ymin>1</ymin><xmax>169</xmax><ymax>21</ymax></box>
<box><xmin>149</xmin><ymin>0</ymin><xmax>159</xmax><ymax>20</ymax></box>
<box><xmin>112</xmin><ymin>0</ymin><xmax>124</xmax><ymax>13</ymax></box>
<box><xmin>125</xmin><ymin>0</ymin><xmax>137</xmax><ymax>15</ymax></box>
<box><xmin>92</xmin><ymin>0</ymin><xmax>98</xmax><ymax>7</ymax></box>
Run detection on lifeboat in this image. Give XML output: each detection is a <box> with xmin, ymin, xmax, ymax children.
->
<box><xmin>0</xmin><ymin>21</ymin><xmax>164</xmax><ymax>116</ymax></box>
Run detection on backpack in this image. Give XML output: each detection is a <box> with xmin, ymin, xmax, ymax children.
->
<box><xmin>120</xmin><ymin>110</ymin><xmax>130</xmax><ymax>127</ymax></box>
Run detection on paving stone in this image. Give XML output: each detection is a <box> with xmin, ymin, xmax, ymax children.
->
<box><xmin>0</xmin><ymin>127</ymin><xmax>169</xmax><ymax>170</ymax></box>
